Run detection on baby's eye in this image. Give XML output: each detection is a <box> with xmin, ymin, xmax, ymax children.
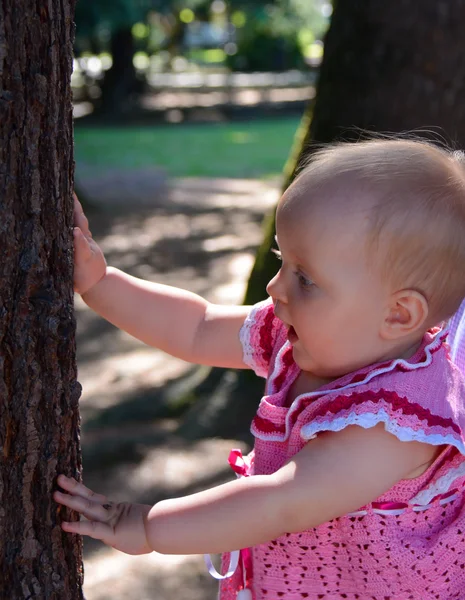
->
<box><xmin>271</xmin><ymin>248</ymin><xmax>282</xmax><ymax>261</ymax></box>
<box><xmin>295</xmin><ymin>271</ymin><xmax>314</xmax><ymax>289</ymax></box>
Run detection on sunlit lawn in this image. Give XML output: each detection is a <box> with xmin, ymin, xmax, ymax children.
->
<box><xmin>74</xmin><ymin>116</ymin><xmax>301</xmax><ymax>178</ymax></box>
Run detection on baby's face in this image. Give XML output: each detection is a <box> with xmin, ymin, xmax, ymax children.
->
<box><xmin>267</xmin><ymin>192</ymin><xmax>392</xmax><ymax>380</ymax></box>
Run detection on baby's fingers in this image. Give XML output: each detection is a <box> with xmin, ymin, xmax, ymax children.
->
<box><xmin>54</xmin><ymin>490</ymin><xmax>110</xmax><ymax>522</ymax></box>
<box><xmin>62</xmin><ymin>518</ymin><xmax>115</xmax><ymax>544</ymax></box>
<box><xmin>74</xmin><ymin>227</ymin><xmax>93</xmax><ymax>262</ymax></box>
<box><xmin>73</xmin><ymin>193</ymin><xmax>92</xmax><ymax>237</ymax></box>
<box><xmin>56</xmin><ymin>474</ymin><xmax>108</xmax><ymax>504</ymax></box>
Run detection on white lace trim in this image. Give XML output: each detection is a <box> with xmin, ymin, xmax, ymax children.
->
<box><xmin>258</xmin><ymin>327</ymin><xmax>447</xmax><ymax>443</ymax></box>
<box><xmin>299</xmin><ymin>409</ymin><xmax>465</xmax><ymax>454</ymax></box>
<box><xmin>410</xmin><ymin>460</ymin><xmax>465</xmax><ymax>505</ymax></box>
<box><xmin>239</xmin><ymin>300</ymin><xmax>271</xmax><ymax>379</ymax></box>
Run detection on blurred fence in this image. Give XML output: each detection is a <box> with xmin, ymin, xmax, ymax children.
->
<box><xmin>73</xmin><ymin>69</ymin><xmax>316</xmax><ymax>118</ymax></box>
<box><xmin>144</xmin><ymin>70</ymin><xmax>315</xmax><ymax>110</ymax></box>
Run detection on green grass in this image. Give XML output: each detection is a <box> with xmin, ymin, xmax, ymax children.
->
<box><xmin>74</xmin><ymin>117</ymin><xmax>301</xmax><ymax>178</ymax></box>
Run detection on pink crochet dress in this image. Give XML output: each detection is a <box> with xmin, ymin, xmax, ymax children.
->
<box><xmin>217</xmin><ymin>298</ymin><xmax>465</xmax><ymax>600</ymax></box>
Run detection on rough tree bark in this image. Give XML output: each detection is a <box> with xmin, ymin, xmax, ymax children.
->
<box><xmin>180</xmin><ymin>0</ymin><xmax>465</xmax><ymax>440</ymax></box>
<box><xmin>0</xmin><ymin>1</ymin><xmax>84</xmax><ymax>599</ymax></box>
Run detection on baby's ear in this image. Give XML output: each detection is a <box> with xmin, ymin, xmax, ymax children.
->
<box><xmin>380</xmin><ymin>290</ymin><xmax>429</xmax><ymax>341</ymax></box>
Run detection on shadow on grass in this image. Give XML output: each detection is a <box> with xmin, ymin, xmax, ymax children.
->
<box><xmin>82</xmin><ymin>365</ymin><xmax>211</xmax><ymax>436</ymax></box>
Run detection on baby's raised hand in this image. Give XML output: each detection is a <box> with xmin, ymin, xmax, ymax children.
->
<box><xmin>54</xmin><ymin>475</ymin><xmax>152</xmax><ymax>555</ymax></box>
<box><xmin>73</xmin><ymin>194</ymin><xmax>107</xmax><ymax>295</ymax></box>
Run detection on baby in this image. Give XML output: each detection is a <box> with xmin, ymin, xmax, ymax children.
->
<box><xmin>55</xmin><ymin>139</ymin><xmax>465</xmax><ymax>599</ymax></box>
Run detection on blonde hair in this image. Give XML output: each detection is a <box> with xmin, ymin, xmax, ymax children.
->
<box><xmin>295</xmin><ymin>138</ymin><xmax>465</xmax><ymax>323</ymax></box>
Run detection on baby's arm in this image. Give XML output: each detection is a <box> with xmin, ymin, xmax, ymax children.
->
<box><xmin>55</xmin><ymin>424</ymin><xmax>437</xmax><ymax>555</ymax></box>
<box><xmin>73</xmin><ymin>196</ymin><xmax>250</xmax><ymax>369</ymax></box>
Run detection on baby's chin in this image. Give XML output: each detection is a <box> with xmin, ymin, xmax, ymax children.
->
<box><xmin>294</xmin><ymin>362</ymin><xmax>342</xmax><ymax>387</ymax></box>
<box><xmin>299</xmin><ymin>360</ymin><xmax>357</xmax><ymax>383</ymax></box>
<box><xmin>290</xmin><ymin>341</ymin><xmax>363</xmax><ymax>382</ymax></box>
<box><xmin>314</xmin><ymin>357</ymin><xmax>387</xmax><ymax>382</ymax></box>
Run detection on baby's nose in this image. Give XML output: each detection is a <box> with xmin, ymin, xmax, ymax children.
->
<box><xmin>266</xmin><ymin>271</ymin><xmax>285</xmax><ymax>302</ymax></box>
<box><xmin>266</xmin><ymin>274</ymin><xmax>278</xmax><ymax>297</ymax></box>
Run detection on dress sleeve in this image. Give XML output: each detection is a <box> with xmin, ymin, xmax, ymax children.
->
<box><xmin>240</xmin><ymin>298</ymin><xmax>283</xmax><ymax>378</ymax></box>
<box><xmin>449</xmin><ymin>297</ymin><xmax>465</xmax><ymax>378</ymax></box>
<box><xmin>252</xmin><ymin>328</ymin><xmax>465</xmax><ymax>456</ymax></box>
<box><xmin>296</xmin><ymin>373</ymin><xmax>465</xmax><ymax>456</ymax></box>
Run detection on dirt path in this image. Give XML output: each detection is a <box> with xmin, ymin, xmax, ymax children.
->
<box><xmin>76</xmin><ymin>174</ymin><xmax>281</xmax><ymax>599</ymax></box>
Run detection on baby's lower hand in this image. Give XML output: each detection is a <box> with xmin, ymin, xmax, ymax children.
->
<box><xmin>73</xmin><ymin>194</ymin><xmax>107</xmax><ymax>295</ymax></box>
<box><xmin>54</xmin><ymin>475</ymin><xmax>152</xmax><ymax>555</ymax></box>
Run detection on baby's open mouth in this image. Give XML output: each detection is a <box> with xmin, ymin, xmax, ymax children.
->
<box><xmin>288</xmin><ymin>326</ymin><xmax>298</xmax><ymax>344</ymax></box>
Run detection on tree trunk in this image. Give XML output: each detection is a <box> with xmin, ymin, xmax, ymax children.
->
<box><xmin>97</xmin><ymin>27</ymin><xmax>140</xmax><ymax>118</ymax></box>
<box><xmin>180</xmin><ymin>0</ymin><xmax>465</xmax><ymax>440</ymax></box>
<box><xmin>310</xmin><ymin>0</ymin><xmax>465</xmax><ymax>145</ymax></box>
<box><xmin>248</xmin><ymin>0</ymin><xmax>465</xmax><ymax>307</ymax></box>
<box><xmin>243</xmin><ymin>104</ymin><xmax>313</xmax><ymax>306</ymax></box>
<box><xmin>0</xmin><ymin>2</ymin><xmax>84</xmax><ymax>599</ymax></box>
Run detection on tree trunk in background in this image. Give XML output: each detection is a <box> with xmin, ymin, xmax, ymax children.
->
<box><xmin>246</xmin><ymin>0</ymin><xmax>465</xmax><ymax>306</ymax></box>
<box><xmin>181</xmin><ymin>0</ymin><xmax>465</xmax><ymax>440</ymax></box>
<box><xmin>310</xmin><ymin>0</ymin><xmax>465</xmax><ymax>144</ymax></box>
<box><xmin>98</xmin><ymin>27</ymin><xmax>140</xmax><ymax>118</ymax></box>
<box><xmin>243</xmin><ymin>105</ymin><xmax>313</xmax><ymax>306</ymax></box>
<box><xmin>0</xmin><ymin>2</ymin><xmax>84</xmax><ymax>599</ymax></box>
